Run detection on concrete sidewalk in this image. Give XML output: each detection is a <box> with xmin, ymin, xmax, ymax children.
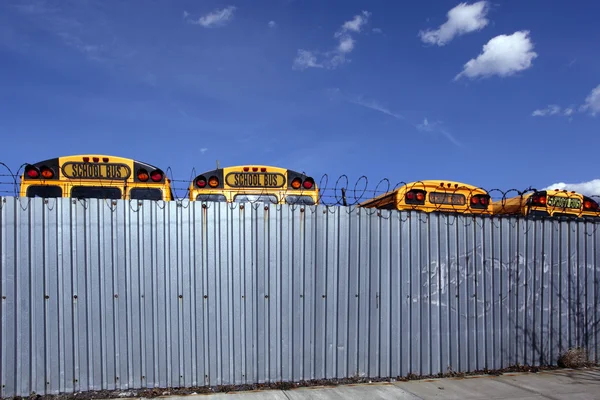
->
<box><xmin>152</xmin><ymin>368</ymin><xmax>600</xmax><ymax>400</ymax></box>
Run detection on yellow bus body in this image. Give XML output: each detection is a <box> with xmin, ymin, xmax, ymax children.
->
<box><xmin>359</xmin><ymin>180</ymin><xmax>492</xmax><ymax>215</ymax></box>
<box><xmin>492</xmin><ymin>189</ymin><xmax>600</xmax><ymax>219</ymax></box>
<box><xmin>189</xmin><ymin>165</ymin><xmax>319</xmax><ymax>205</ymax></box>
<box><xmin>20</xmin><ymin>154</ymin><xmax>173</xmax><ymax>201</ymax></box>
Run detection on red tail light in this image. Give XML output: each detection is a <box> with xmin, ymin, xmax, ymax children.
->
<box><xmin>40</xmin><ymin>166</ymin><xmax>54</xmax><ymax>179</ymax></box>
<box><xmin>471</xmin><ymin>197</ymin><xmax>479</xmax><ymax>205</ymax></box>
<box><xmin>196</xmin><ymin>177</ymin><xmax>207</xmax><ymax>188</ymax></box>
<box><xmin>480</xmin><ymin>197</ymin><xmax>489</xmax><ymax>206</ymax></box>
<box><xmin>584</xmin><ymin>198</ymin><xmax>599</xmax><ymax>211</ymax></box>
<box><xmin>150</xmin><ymin>170</ymin><xmax>163</xmax><ymax>182</ymax></box>
<box><xmin>416</xmin><ymin>192</ymin><xmax>425</xmax><ymax>201</ymax></box>
<box><xmin>25</xmin><ymin>165</ymin><xmax>40</xmax><ymax>179</ymax></box>
<box><xmin>406</xmin><ymin>192</ymin><xmax>415</xmax><ymax>200</ymax></box>
<box><xmin>137</xmin><ymin>169</ymin><xmax>149</xmax><ymax>182</ymax></box>
<box><xmin>303</xmin><ymin>179</ymin><xmax>314</xmax><ymax>189</ymax></box>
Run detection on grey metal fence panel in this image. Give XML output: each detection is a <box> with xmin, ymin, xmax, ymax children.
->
<box><xmin>1</xmin><ymin>197</ymin><xmax>599</xmax><ymax>397</ymax></box>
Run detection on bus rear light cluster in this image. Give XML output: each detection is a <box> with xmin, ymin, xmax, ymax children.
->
<box><xmin>137</xmin><ymin>169</ymin><xmax>164</xmax><ymax>182</ymax></box>
<box><xmin>25</xmin><ymin>165</ymin><xmax>54</xmax><ymax>179</ymax></box>
<box><xmin>196</xmin><ymin>175</ymin><xmax>220</xmax><ymax>188</ymax></box>
<box><xmin>530</xmin><ymin>195</ymin><xmax>547</xmax><ymax>206</ymax></box>
<box><xmin>470</xmin><ymin>194</ymin><xmax>490</xmax><ymax>209</ymax></box>
<box><xmin>405</xmin><ymin>189</ymin><xmax>426</xmax><ymax>205</ymax></box>
<box><xmin>291</xmin><ymin>177</ymin><xmax>315</xmax><ymax>190</ymax></box>
<box><xmin>584</xmin><ymin>198</ymin><xmax>599</xmax><ymax>212</ymax></box>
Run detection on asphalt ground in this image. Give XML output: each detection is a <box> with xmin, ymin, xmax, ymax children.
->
<box><xmin>120</xmin><ymin>368</ymin><xmax>600</xmax><ymax>400</ymax></box>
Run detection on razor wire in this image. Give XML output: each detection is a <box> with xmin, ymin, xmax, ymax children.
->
<box><xmin>1</xmin><ymin>162</ymin><xmax>600</xmax><ymax>219</ymax></box>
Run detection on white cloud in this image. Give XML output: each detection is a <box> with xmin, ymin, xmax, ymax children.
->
<box><xmin>293</xmin><ymin>11</ymin><xmax>371</xmax><ymax>70</ymax></box>
<box><xmin>292</xmin><ymin>50</ymin><xmax>322</xmax><ymax>70</ymax></box>
<box><xmin>183</xmin><ymin>10</ymin><xmax>190</xmax><ymax>19</ymax></box>
<box><xmin>336</xmin><ymin>11</ymin><xmax>371</xmax><ymax>36</ymax></box>
<box><xmin>417</xmin><ymin>118</ymin><xmax>462</xmax><ymax>147</ymax></box>
<box><xmin>417</xmin><ymin>118</ymin><xmax>434</xmax><ymax>131</ymax></box>
<box><xmin>268</xmin><ymin>20</ymin><xmax>277</xmax><ymax>28</ymax></box>
<box><xmin>580</xmin><ymin>84</ymin><xmax>600</xmax><ymax>116</ymax></box>
<box><xmin>531</xmin><ymin>105</ymin><xmax>564</xmax><ymax>117</ymax></box>
<box><xmin>200</xmin><ymin>148</ymin><xmax>208</xmax><ymax>154</ymax></box>
<box><xmin>543</xmin><ymin>180</ymin><xmax>600</xmax><ymax>197</ymax></box>
<box><xmin>420</xmin><ymin>1</ymin><xmax>489</xmax><ymax>46</ymax></box>
<box><xmin>455</xmin><ymin>30</ymin><xmax>537</xmax><ymax>80</ymax></box>
<box><xmin>191</xmin><ymin>6</ymin><xmax>236</xmax><ymax>28</ymax></box>
<box><xmin>327</xmin><ymin>88</ymin><xmax>403</xmax><ymax>119</ymax></box>
<box><xmin>372</xmin><ymin>28</ymin><xmax>383</xmax><ymax>34</ymax></box>
<box><xmin>338</xmin><ymin>36</ymin><xmax>354</xmax><ymax>53</ymax></box>
<box><xmin>349</xmin><ymin>97</ymin><xmax>403</xmax><ymax>120</ymax></box>
<box><xmin>531</xmin><ymin>84</ymin><xmax>600</xmax><ymax>118</ymax></box>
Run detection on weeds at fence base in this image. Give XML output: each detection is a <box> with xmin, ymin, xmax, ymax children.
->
<box><xmin>3</xmin><ymin>363</ymin><xmax>597</xmax><ymax>400</ymax></box>
<box><xmin>557</xmin><ymin>347</ymin><xmax>592</xmax><ymax>369</ymax></box>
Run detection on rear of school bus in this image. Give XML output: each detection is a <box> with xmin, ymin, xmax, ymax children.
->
<box><xmin>19</xmin><ymin>154</ymin><xmax>173</xmax><ymax>201</ymax></box>
<box><xmin>493</xmin><ymin>189</ymin><xmax>599</xmax><ymax>219</ymax></box>
<box><xmin>359</xmin><ymin>180</ymin><xmax>492</xmax><ymax>215</ymax></box>
<box><xmin>189</xmin><ymin>165</ymin><xmax>318</xmax><ymax>205</ymax></box>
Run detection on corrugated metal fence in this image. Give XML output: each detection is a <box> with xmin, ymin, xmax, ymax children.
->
<box><xmin>0</xmin><ymin>197</ymin><xmax>599</xmax><ymax>397</ymax></box>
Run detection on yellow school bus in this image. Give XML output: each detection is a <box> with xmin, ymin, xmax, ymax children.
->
<box><xmin>359</xmin><ymin>180</ymin><xmax>492</xmax><ymax>214</ymax></box>
<box><xmin>20</xmin><ymin>154</ymin><xmax>173</xmax><ymax>201</ymax></box>
<box><xmin>189</xmin><ymin>165</ymin><xmax>318</xmax><ymax>205</ymax></box>
<box><xmin>492</xmin><ymin>189</ymin><xmax>600</xmax><ymax>219</ymax></box>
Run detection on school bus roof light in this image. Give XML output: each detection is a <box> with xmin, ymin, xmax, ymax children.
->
<box><xmin>83</xmin><ymin>157</ymin><xmax>90</xmax><ymax>162</ymax></box>
<box><xmin>103</xmin><ymin>157</ymin><xmax>109</xmax><ymax>162</ymax></box>
<box><xmin>150</xmin><ymin>170</ymin><xmax>163</xmax><ymax>182</ymax></box>
<box><xmin>137</xmin><ymin>169</ymin><xmax>150</xmax><ymax>182</ymax></box>
<box><xmin>40</xmin><ymin>166</ymin><xmax>54</xmax><ymax>179</ymax></box>
<box><xmin>252</xmin><ymin>167</ymin><xmax>258</xmax><ymax>172</ymax></box>
<box><xmin>93</xmin><ymin>157</ymin><xmax>99</xmax><ymax>162</ymax></box>
<box><xmin>291</xmin><ymin>178</ymin><xmax>302</xmax><ymax>189</ymax></box>
<box><xmin>25</xmin><ymin>165</ymin><xmax>40</xmax><ymax>179</ymax></box>
<box><xmin>261</xmin><ymin>167</ymin><xmax>267</xmax><ymax>172</ymax></box>
<box><xmin>208</xmin><ymin>176</ymin><xmax>219</xmax><ymax>188</ymax></box>
<box><xmin>243</xmin><ymin>167</ymin><xmax>250</xmax><ymax>172</ymax></box>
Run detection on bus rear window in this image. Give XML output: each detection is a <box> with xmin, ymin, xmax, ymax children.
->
<box><xmin>130</xmin><ymin>188</ymin><xmax>163</xmax><ymax>201</ymax></box>
<box><xmin>285</xmin><ymin>195</ymin><xmax>316</xmax><ymax>205</ymax></box>
<box><xmin>196</xmin><ymin>194</ymin><xmax>227</xmax><ymax>202</ymax></box>
<box><xmin>71</xmin><ymin>186</ymin><xmax>122</xmax><ymax>200</ymax></box>
<box><xmin>26</xmin><ymin>185</ymin><xmax>62</xmax><ymax>198</ymax></box>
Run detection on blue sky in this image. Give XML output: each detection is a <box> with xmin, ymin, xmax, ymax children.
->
<box><xmin>1</xmin><ymin>0</ymin><xmax>599</xmax><ymax>199</ymax></box>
